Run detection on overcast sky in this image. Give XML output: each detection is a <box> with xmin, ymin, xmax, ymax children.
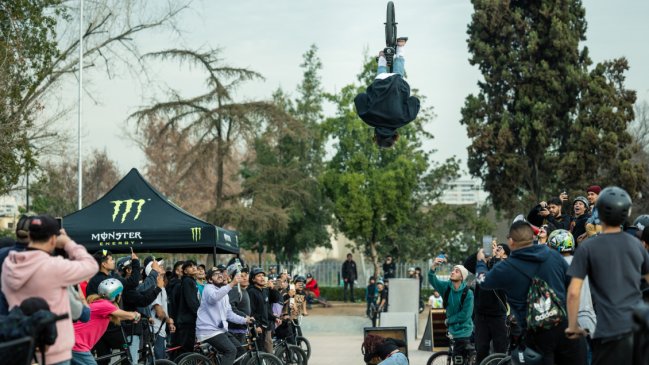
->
<box><xmin>56</xmin><ymin>0</ymin><xmax>649</xmax><ymax>178</ymax></box>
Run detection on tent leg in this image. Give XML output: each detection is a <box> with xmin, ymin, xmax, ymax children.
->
<box><xmin>213</xmin><ymin>246</ymin><xmax>217</xmax><ymax>266</ymax></box>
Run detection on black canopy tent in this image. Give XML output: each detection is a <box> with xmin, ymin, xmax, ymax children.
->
<box><xmin>62</xmin><ymin>168</ymin><xmax>239</xmax><ymax>255</ymax></box>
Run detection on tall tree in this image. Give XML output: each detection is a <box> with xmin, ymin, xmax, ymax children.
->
<box><xmin>30</xmin><ymin>149</ymin><xmax>120</xmax><ymax>216</ymax></box>
<box><xmin>131</xmin><ymin>49</ymin><xmax>278</xmax><ymax>224</ymax></box>
<box><xmin>220</xmin><ymin>46</ymin><xmax>332</xmax><ymax>261</ymax></box>
<box><xmin>322</xmin><ymin>57</ymin><xmax>472</xmax><ymax>276</ymax></box>
<box><xmin>461</xmin><ymin>0</ymin><xmax>645</xmax><ymax>213</ymax></box>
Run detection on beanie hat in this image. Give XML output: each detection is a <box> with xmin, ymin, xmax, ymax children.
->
<box><xmin>453</xmin><ymin>265</ymin><xmax>469</xmax><ymax>282</ymax></box>
<box><xmin>573</xmin><ymin>196</ymin><xmax>590</xmax><ymax>210</ymax></box>
<box><xmin>587</xmin><ymin>185</ymin><xmax>602</xmax><ymax>195</ymax></box>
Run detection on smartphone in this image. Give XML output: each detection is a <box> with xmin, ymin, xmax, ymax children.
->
<box><xmin>290</xmin><ymin>298</ymin><xmax>295</xmax><ymax>306</ymax></box>
<box><xmin>482</xmin><ymin>235</ymin><xmax>493</xmax><ymax>256</ymax></box>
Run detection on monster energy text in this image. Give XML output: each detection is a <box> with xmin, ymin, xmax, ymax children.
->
<box><xmin>191</xmin><ymin>227</ymin><xmax>202</xmax><ymax>242</ymax></box>
<box><xmin>111</xmin><ymin>199</ymin><xmax>147</xmax><ymax>223</ymax></box>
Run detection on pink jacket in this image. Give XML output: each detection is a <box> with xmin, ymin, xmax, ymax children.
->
<box><xmin>1</xmin><ymin>240</ymin><xmax>98</xmax><ymax>364</ymax></box>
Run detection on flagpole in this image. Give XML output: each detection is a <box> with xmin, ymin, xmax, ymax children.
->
<box><xmin>77</xmin><ymin>0</ymin><xmax>84</xmax><ymax>210</ymax></box>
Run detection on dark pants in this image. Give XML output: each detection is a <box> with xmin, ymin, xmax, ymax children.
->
<box><xmin>591</xmin><ymin>332</ymin><xmax>633</xmax><ymax>365</ymax></box>
<box><xmin>153</xmin><ymin>334</ymin><xmax>167</xmax><ymax>360</ymax></box>
<box><xmin>93</xmin><ymin>325</ymin><xmax>125</xmax><ymax>365</ymax></box>
<box><xmin>526</xmin><ymin>322</ymin><xmax>587</xmax><ymax>365</ymax></box>
<box><xmin>175</xmin><ymin>323</ymin><xmax>196</xmax><ymax>355</ymax></box>
<box><xmin>366</xmin><ymin>297</ymin><xmax>376</xmax><ymax>317</ymax></box>
<box><xmin>205</xmin><ymin>332</ymin><xmax>243</xmax><ymax>365</ymax></box>
<box><xmin>230</xmin><ymin>332</ymin><xmax>247</xmax><ymax>347</ymax></box>
<box><xmin>475</xmin><ymin>314</ymin><xmax>508</xmax><ymax>364</ymax></box>
<box><xmin>344</xmin><ymin>280</ymin><xmax>355</xmax><ymax>302</ymax></box>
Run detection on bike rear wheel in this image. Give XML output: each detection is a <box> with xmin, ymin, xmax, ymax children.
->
<box><xmin>155</xmin><ymin>360</ymin><xmax>176</xmax><ymax>365</ymax></box>
<box><xmin>427</xmin><ymin>350</ymin><xmax>449</xmax><ymax>365</ymax></box>
<box><xmin>480</xmin><ymin>353</ymin><xmax>507</xmax><ymax>365</ymax></box>
<box><xmin>274</xmin><ymin>344</ymin><xmax>307</xmax><ymax>365</ymax></box>
<box><xmin>496</xmin><ymin>355</ymin><xmax>511</xmax><ymax>365</ymax></box>
<box><xmin>176</xmin><ymin>352</ymin><xmax>212</xmax><ymax>365</ymax></box>
<box><xmin>245</xmin><ymin>352</ymin><xmax>284</xmax><ymax>365</ymax></box>
<box><xmin>385</xmin><ymin>1</ymin><xmax>396</xmax><ymax>47</ymax></box>
<box><xmin>296</xmin><ymin>336</ymin><xmax>311</xmax><ymax>360</ymax></box>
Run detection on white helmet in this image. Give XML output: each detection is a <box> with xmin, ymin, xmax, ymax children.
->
<box><xmin>98</xmin><ymin>278</ymin><xmax>123</xmax><ymax>301</ymax></box>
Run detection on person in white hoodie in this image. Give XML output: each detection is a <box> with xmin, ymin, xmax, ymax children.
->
<box><xmin>1</xmin><ymin>215</ymin><xmax>98</xmax><ymax>365</ymax></box>
<box><xmin>195</xmin><ymin>266</ymin><xmax>252</xmax><ymax>365</ymax></box>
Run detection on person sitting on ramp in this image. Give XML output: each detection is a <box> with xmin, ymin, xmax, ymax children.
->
<box><xmin>354</xmin><ymin>37</ymin><xmax>420</xmax><ymax>148</ymax></box>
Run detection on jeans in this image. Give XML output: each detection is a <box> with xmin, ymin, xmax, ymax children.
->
<box><xmin>378</xmin><ymin>352</ymin><xmax>408</xmax><ymax>365</ymax></box>
<box><xmin>377</xmin><ymin>54</ymin><xmax>405</xmax><ymax>77</ymax></box>
<box><xmin>127</xmin><ymin>335</ymin><xmax>140</xmax><ymax>364</ymax></box>
<box><xmin>591</xmin><ymin>332</ymin><xmax>633</xmax><ymax>365</ymax></box>
<box><xmin>344</xmin><ymin>280</ymin><xmax>355</xmax><ymax>302</ymax></box>
<box><xmin>154</xmin><ymin>334</ymin><xmax>167</xmax><ymax>360</ymax></box>
<box><xmin>204</xmin><ymin>332</ymin><xmax>243</xmax><ymax>365</ymax></box>
<box><xmin>474</xmin><ymin>314</ymin><xmax>508</xmax><ymax>364</ymax></box>
<box><xmin>71</xmin><ymin>351</ymin><xmax>97</xmax><ymax>365</ymax></box>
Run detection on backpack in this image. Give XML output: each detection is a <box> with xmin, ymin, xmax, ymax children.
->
<box><xmin>443</xmin><ymin>286</ymin><xmax>470</xmax><ymax>312</ymax></box>
<box><xmin>510</xmin><ymin>261</ymin><xmax>566</xmax><ymax>331</ymax></box>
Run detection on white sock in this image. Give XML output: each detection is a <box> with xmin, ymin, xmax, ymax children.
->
<box><xmin>378</xmin><ymin>56</ymin><xmax>387</xmax><ymax>67</ymax></box>
<box><xmin>396</xmin><ymin>46</ymin><xmax>405</xmax><ymax>58</ymax></box>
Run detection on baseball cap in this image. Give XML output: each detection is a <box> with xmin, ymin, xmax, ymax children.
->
<box><xmin>15</xmin><ymin>215</ymin><xmax>31</xmax><ymax>244</ymax></box>
<box><xmin>144</xmin><ymin>256</ymin><xmax>164</xmax><ymax>276</ymax></box>
<box><xmin>206</xmin><ymin>266</ymin><xmax>225</xmax><ymax>279</ymax></box>
<box><xmin>28</xmin><ymin>215</ymin><xmax>60</xmax><ymax>241</ymax></box>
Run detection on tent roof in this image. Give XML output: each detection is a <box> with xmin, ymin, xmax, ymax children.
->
<box><xmin>62</xmin><ymin>168</ymin><xmax>239</xmax><ymax>254</ymax></box>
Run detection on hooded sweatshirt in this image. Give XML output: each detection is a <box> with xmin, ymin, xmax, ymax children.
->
<box><xmin>475</xmin><ymin>244</ymin><xmax>570</xmax><ymax>330</ymax></box>
<box><xmin>1</xmin><ymin>240</ymin><xmax>98</xmax><ymax>364</ymax></box>
<box><xmin>195</xmin><ymin>284</ymin><xmax>246</xmax><ymax>341</ymax></box>
<box><xmin>428</xmin><ymin>269</ymin><xmax>474</xmax><ymax>338</ymax></box>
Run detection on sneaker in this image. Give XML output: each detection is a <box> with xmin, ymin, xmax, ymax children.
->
<box><xmin>397</xmin><ymin>37</ymin><xmax>408</xmax><ymax>46</ymax></box>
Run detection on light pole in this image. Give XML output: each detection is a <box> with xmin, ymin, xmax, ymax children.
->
<box><xmin>77</xmin><ymin>0</ymin><xmax>84</xmax><ymax>210</ymax></box>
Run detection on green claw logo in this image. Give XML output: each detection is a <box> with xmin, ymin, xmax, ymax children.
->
<box><xmin>191</xmin><ymin>227</ymin><xmax>202</xmax><ymax>242</ymax></box>
<box><xmin>110</xmin><ymin>199</ymin><xmax>147</xmax><ymax>223</ymax></box>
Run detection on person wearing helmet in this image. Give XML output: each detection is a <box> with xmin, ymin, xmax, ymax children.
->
<box><xmin>196</xmin><ymin>267</ymin><xmax>252</xmax><ymax>365</ymax></box>
<box><xmin>566</xmin><ymin>186</ymin><xmax>649</xmax><ymax>365</ymax></box>
<box><xmin>72</xmin><ymin>279</ymin><xmax>141</xmax><ymax>365</ymax></box>
<box><xmin>247</xmin><ymin>267</ymin><xmax>276</xmax><ymax>352</ymax></box>
<box><xmin>548</xmin><ymin>230</ymin><xmax>597</xmax><ymax>339</ymax></box>
<box><xmin>570</xmin><ymin>196</ymin><xmax>591</xmax><ymax>244</ymax></box>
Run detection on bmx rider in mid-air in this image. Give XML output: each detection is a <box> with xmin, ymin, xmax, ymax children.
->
<box><xmin>354</xmin><ymin>37</ymin><xmax>420</xmax><ymax>148</ymax></box>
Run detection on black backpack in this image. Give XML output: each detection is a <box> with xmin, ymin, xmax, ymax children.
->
<box><xmin>443</xmin><ymin>286</ymin><xmax>470</xmax><ymax>312</ymax></box>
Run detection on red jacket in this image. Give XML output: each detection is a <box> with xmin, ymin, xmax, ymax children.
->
<box><xmin>305</xmin><ymin>278</ymin><xmax>320</xmax><ymax>298</ymax></box>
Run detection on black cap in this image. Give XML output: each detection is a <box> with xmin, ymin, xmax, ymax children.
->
<box><xmin>498</xmin><ymin>243</ymin><xmax>511</xmax><ymax>257</ymax></box>
<box><xmin>28</xmin><ymin>215</ymin><xmax>60</xmax><ymax>241</ymax></box>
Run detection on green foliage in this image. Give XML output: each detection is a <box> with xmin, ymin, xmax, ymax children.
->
<box><xmin>461</xmin><ymin>0</ymin><xmax>645</xmax><ymax>213</ymax></box>
<box><xmin>230</xmin><ymin>45</ymin><xmax>332</xmax><ymax>261</ymax></box>
<box><xmin>0</xmin><ymin>0</ymin><xmax>65</xmax><ymax>194</ymax></box>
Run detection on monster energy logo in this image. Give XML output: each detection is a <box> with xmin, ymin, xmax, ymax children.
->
<box><xmin>191</xmin><ymin>227</ymin><xmax>202</xmax><ymax>242</ymax></box>
<box><xmin>110</xmin><ymin>199</ymin><xmax>147</xmax><ymax>223</ymax></box>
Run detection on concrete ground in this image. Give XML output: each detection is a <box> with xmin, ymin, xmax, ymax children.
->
<box><xmin>301</xmin><ymin>302</ymin><xmax>437</xmax><ymax>365</ymax></box>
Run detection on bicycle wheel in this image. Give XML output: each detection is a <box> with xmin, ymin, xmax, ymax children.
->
<box><xmin>385</xmin><ymin>1</ymin><xmax>396</xmax><ymax>47</ymax></box>
<box><xmin>245</xmin><ymin>352</ymin><xmax>284</xmax><ymax>365</ymax></box>
<box><xmin>480</xmin><ymin>353</ymin><xmax>507</xmax><ymax>365</ymax></box>
<box><xmin>427</xmin><ymin>350</ymin><xmax>449</xmax><ymax>365</ymax></box>
<box><xmin>176</xmin><ymin>352</ymin><xmax>212</xmax><ymax>365</ymax></box>
<box><xmin>155</xmin><ymin>360</ymin><xmax>176</xmax><ymax>365</ymax></box>
<box><xmin>496</xmin><ymin>356</ymin><xmax>511</xmax><ymax>365</ymax></box>
<box><xmin>296</xmin><ymin>336</ymin><xmax>311</xmax><ymax>360</ymax></box>
<box><xmin>274</xmin><ymin>344</ymin><xmax>307</xmax><ymax>365</ymax></box>
<box><xmin>173</xmin><ymin>352</ymin><xmax>192</xmax><ymax>363</ymax></box>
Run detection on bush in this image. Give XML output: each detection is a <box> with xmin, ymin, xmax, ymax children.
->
<box><xmin>318</xmin><ymin>286</ymin><xmax>436</xmax><ymax>302</ymax></box>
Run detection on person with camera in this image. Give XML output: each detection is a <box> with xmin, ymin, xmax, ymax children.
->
<box><xmin>428</xmin><ymin>257</ymin><xmax>474</xmax><ymax>357</ymax></box>
<box><xmin>529</xmin><ymin>197</ymin><xmax>571</xmax><ymax>231</ymax></box>
<box><xmin>196</xmin><ymin>267</ymin><xmax>253</xmax><ymax>365</ymax></box>
<box><xmin>565</xmin><ymin>187</ymin><xmax>649</xmax><ymax>365</ymax></box>
<box><xmin>248</xmin><ymin>267</ymin><xmax>277</xmax><ymax>352</ymax></box>
<box><xmin>1</xmin><ymin>215</ymin><xmax>98</xmax><ymax>365</ymax></box>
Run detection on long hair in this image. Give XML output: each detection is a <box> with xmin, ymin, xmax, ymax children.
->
<box><xmin>87</xmin><ymin>293</ymin><xmax>122</xmax><ymax>325</ymax></box>
<box><xmin>362</xmin><ymin>334</ymin><xmax>386</xmax><ymax>362</ymax></box>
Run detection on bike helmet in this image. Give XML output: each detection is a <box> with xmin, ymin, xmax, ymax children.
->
<box><xmin>250</xmin><ymin>267</ymin><xmax>265</xmax><ymax>278</ymax></box>
<box><xmin>633</xmin><ymin>214</ymin><xmax>649</xmax><ymax>231</ymax></box>
<box><xmin>511</xmin><ymin>345</ymin><xmax>543</xmax><ymax>365</ymax></box>
<box><xmin>116</xmin><ymin>257</ymin><xmax>132</xmax><ymax>272</ymax></box>
<box><xmin>98</xmin><ymin>278</ymin><xmax>123</xmax><ymax>301</ymax></box>
<box><xmin>595</xmin><ymin>186</ymin><xmax>632</xmax><ymax>226</ymax></box>
<box><xmin>547</xmin><ymin>229</ymin><xmax>575</xmax><ymax>253</ymax></box>
<box><xmin>573</xmin><ymin>196</ymin><xmax>590</xmax><ymax>211</ymax></box>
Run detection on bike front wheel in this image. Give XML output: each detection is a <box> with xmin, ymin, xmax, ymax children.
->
<box><xmin>496</xmin><ymin>355</ymin><xmax>511</xmax><ymax>365</ymax></box>
<box><xmin>296</xmin><ymin>336</ymin><xmax>311</xmax><ymax>360</ymax></box>
<box><xmin>385</xmin><ymin>1</ymin><xmax>396</xmax><ymax>47</ymax></box>
<box><xmin>154</xmin><ymin>360</ymin><xmax>176</xmax><ymax>365</ymax></box>
<box><xmin>176</xmin><ymin>353</ymin><xmax>212</xmax><ymax>365</ymax></box>
<box><xmin>480</xmin><ymin>353</ymin><xmax>508</xmax><ymax>365</ymax></box>
<box><xmin>274</xmin><ymin>344</ymin><xmax>307</xmax><ymax>365</ymax></box>
<box><xmin>427</xmin><ymin>350</ymin><xmax>449</xmax><ymax>365</ymax></box>
<box><xmin>245</xmin><ymin>352</ymin><xmax>284</xmax><ymax>365</ymax></box>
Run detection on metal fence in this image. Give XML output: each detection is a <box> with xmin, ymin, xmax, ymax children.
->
<box><xmin>263</xmin><ymin>261</ymin><xmax>454</xmax><ymax>288</ymax></box>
